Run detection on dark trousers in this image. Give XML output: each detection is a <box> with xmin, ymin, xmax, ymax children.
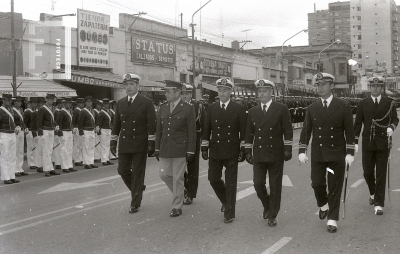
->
<box><xmin>117</xmin><ymin>152</ymin><xmax>147</xmax><ymax>208</ymax></box>
<box><xmin>253</xmin><ymin>161</ymin><xmax>284</xmax><ymax>219</ymax></box>
<box><xmin>184</xmin><ymin>133</ymin><xmax>201</xmax><ymax>198</ymax></box>
<box><xmin>311</xmin><ymin>159</ymin><xmax>345</xmax><ymax>221</ymax></box>
<box><xmin>362</xmin><ymin>149</ymin><xmax>389</xmax><ymax>207</ymax></box>
<box><xmin>208</xmin><ymin>157</ymin><xmax>238</xmax><ymax>219</ymax></box>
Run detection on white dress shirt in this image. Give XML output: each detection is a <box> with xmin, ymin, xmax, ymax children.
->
<box><xmin>320</xmin><ymin>94</ymin><xmax>333</xmax><ymax>108</ymax></box>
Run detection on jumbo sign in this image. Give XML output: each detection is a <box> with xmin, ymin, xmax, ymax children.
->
<box><xmin>131</xmin><ymin>36</ymin><xmax>176</xmax><ymax>65</ymax></box>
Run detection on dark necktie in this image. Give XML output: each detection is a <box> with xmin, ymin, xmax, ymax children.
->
<box><xmin>222</xmin><ymin>103</ymin><xmax>226</xmax><ymax>111</ymax></box>
<box><xmin>263</xmin><ymin>104</ymin><xmax>267</xmax><ymax>114</ymax></box>
<box><xmin>323</xmin><ymin>100</ymin><xmax>328</xmax><ymax>110</ymax></box>
<box><xmin>375</xmin><ymin>98</ymin><xmax>378</xmax><ymax>107</ymax></box>
<box><xmin>128</xmin><ymin>97</ymin><xmax>133</xmax><ymax>106</ymax></box>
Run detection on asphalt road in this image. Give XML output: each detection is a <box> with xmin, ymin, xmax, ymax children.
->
<box><xmin>1</xmin><ymin>128</ymin><xmax>400</xmax><ymax>254</ymax></box>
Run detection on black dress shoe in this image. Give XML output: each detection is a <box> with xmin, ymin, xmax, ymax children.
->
<box><xmin>15</xmin><ymin>172</ymin><xmax>21</xmax><ymax>177</ymax></box>
<box><xmin>90</xmin><ymin>164</ymin><xmax>98</xmax><ymax>168</ymax></box>
<box><xmin>319</xmin><ymin>209</ymin><xmax>328</xmax><ymax>220</ymax></box>
<box><xmin>170</xmin><ymin>209</ymin><xmax>182</xmax><ymax>217</ymax></box>
<box><xmin>37</xmin><ymin>167</ymin><xmax>43</xmax><ymax>172</ymax></box>
<box><xmin>69</xmin><ymin>168</ymin><xmax>77</xmax><ymax>172</ymax></box>
<box><xmin>20</xmin><ymin>172</ymin><xmax>29</xmax><ymax>176</ymax></box>
<box><xmin>10</xmin><ymin>179</ymin><xmax>20</xmax><ymax>183</ymax></box>
<box><xmin>268</xmin><ymin>218</ymin><xmax>277</xmax><ymax>227</ymax></box>
<box><xmin>102</xmin><ymin>162</ymin><xmax>108</xmax><ymax>166</ymax></box>
<box><xmin>94</xmin><ymin>159</ymin><xmax>101</xmax><ymax>163</ymax></box>
<box><xmin>107</xmin><ymin>161</ymin><xmax>114</xmax><ymax>165</ymax></box>
<box><xmin>55</xmin><ymin>165</ymin><xmax>61</xmax><ymax>169</ymax></box>
<box><xmin>369</xmin><ymin>197</ymin><xmax>374</xmax><ymax>205</ymax></box>
<box><xmin>263</xmin><ymin>210</ymin><xmax>268</xmax><ymax>220</ymax></box>
<box><xmin>84</xmin><ymin>165</ymin><xmax>92</xmax><ymax>169</ymax></box>
<box><xmin>75</xmin><ymin>162</ymin><xmax>83</xmax><ymax>166</ymax></box>
<box><xmin>375</xmin><ymin>208</ymin><xmax>383</xmax><ymax>215</ymax></box>
<box><xmin>110</xmin><ymin>158</ymin><xmax>117</xmax><ymax>160</ymax></box>
<box><xmin>129</xmin><ymin>206</ymin><xmax>139</xmax><ymax>213</ymax></box>
<box><xmin>327</xmin><ymin>225</ymin><xmax>337</xmax><ymax>233</ymax></box>
<box><xmin>224</xmin><ymin>217</ymin><xmax>234</xmax><ymax>223</ymax></box>
<box><xmin>183</xmin><ymin>196</ymin><xmax>193</xmax><ymax>205</ymax></box>
<box><xmin>45</xmin><ymin>172</ymin><xmax>51</xmax><ymax>177</ymax></box>
<box><xmin>221</xmin><ymin>204</ymin><xmax>226</xmax><ymax>212</ymax></box>
<box><xmin>29</xmin><ymin>166</ymin><xmax>38</xmax><ymax>169</ymax></box>
<box><xmin>4</xmin><ymin>180</ymin><xmax>13</xmax><ymax>184</ymax></box>
<box><xmin>50</xmin><ymin>170</ymin><xmax>60</xmax><ymax>175</ymax></box>
<box><xmin>62</xmin><ymin>169</ymin><xmax>71</xmax><ymax>173</ymax></box>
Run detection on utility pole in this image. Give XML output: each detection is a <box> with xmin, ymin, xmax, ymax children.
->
<box><xmin>11</xmin><ymin>0</ymin><xmax>17</xmax><ymax>96</ymax></box>
<box><xmin>180</xmin><ymin>13</ymin><xmax>183</xmax><ymax>28</ymax></box>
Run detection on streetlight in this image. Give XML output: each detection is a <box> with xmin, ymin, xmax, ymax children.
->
<box><xmin>191</xmin><ymin>0</ymin><xmax>212</xmax><ymax>99</ymax></box>
<box><xmin>318</xmin><ymin>39</ymin><xmax>341</xmax><ymax>71</ymax></box>
<box><xmin>281</xmin><ymin>28</ymin><xmax>308</xmax><ymax>101</ymax></box>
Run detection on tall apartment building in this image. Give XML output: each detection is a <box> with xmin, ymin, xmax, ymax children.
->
<box><xmin>308</xmin><ymin>2</ymin><xmax>351</xmax><ymax>46</ymax></box>
<box><xmin>350</xmin><ymin>0</ymin><xmax>398</xmax><ymax>77</ymax></box>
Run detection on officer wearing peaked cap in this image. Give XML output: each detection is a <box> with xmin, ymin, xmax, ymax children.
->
<box><xmin>201</xmin><ymin>78</ymin><xmax>247</xmax><ymax>223</ymax></box>
<box><xmin>354</xmin><ymin>76</ymin><xmax>399</xmax><ymax>216</ymax></box>
<box><xmin>298</xmin><ymin>72</ymin><xmax>355</xmax><ymax>233</ymax></box>
<box><xmin>244</xmin><ymin>79</ymin><xmax>293</xmax><ymax>227</ymax></box>
<box><xmin>155</xmin><ymin>80</ymin><xmax>196</xmax><ymax>217</ymax></box>
<box><xmin>111</xmin><ymin>73</ymin><xmax>156</xmax><ymax>214</ymax></box>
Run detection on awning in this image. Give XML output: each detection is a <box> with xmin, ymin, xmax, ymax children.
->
<box><xmin>0</xmin><ymin>76</ymin><xmax>77</xmax><ymax>97</ymax></box>
<box><xmin>201</xmin><ymin>82</ymin><xmax>218</xmax><ymax>92</ymax></box>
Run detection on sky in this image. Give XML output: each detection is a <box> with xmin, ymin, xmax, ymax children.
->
<box><xmin>4</xmin><ymin>0</ymin><xmax>385</xmax><ymax>49</ymax></box>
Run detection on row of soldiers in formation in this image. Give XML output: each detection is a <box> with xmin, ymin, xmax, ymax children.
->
<box><xmin>114</xmin><ymin>72</ymin><xmax>397</xmax><ymax>234</ymax></box>
<box><xmin>0</xmin><ymin>94</ymin><xmax>117</xmax><ymax>182</ymax></box>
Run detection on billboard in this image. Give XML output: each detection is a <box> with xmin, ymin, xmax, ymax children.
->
<box><xmin>131</xmin><ymin>36</ymin><xmax>176</xmax><ymax>65</ymax></box>
<box><xmin>77</xmin><ymin>9</ymin><xmax>110</xmax><ymax>67</ymax></box>
<box><xmin>198</xmin><ymin>57</ymin><xmax>232</xmax><ymax>77</ymax></box>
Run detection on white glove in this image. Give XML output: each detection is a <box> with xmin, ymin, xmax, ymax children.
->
<box><xmin>95</xmin><ymin>126</ymin><xmax>100</xmax><ymax>132</ymax></box>
<box><xmin>73</xmin><ymin>128</ymin><xmax>78</xmax><ymax>134</ymax></box>
<box><xmin>355</xmin><ymin>144</ymin><xmax>359</xmax><ymax>153</ymax></box>
<box><xmin>55</xmin><ymin>125</ymin><xmax>60</xmax><ymax>131</ymax></box>
<box><xmin>387</xmin><ymin>127</ymin><xmax>393</xmax><ymax>137</ymax></box>
<box><xmin>345</xmin><ymin>154</ymin><xmax>354</xmax><ymax>166</ymax></box>
<box><xmin>15</xmin><ymin>126</ymin><xmax>21</xmax><ymax>134</ymax></box>
<box><xmin>298</xmin><ymin>153</ymin><xmax>308</xmax><ymax>164</ymax></box>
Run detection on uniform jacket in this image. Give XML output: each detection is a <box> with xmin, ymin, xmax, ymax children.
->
<box><xmin>78</xmin><ymin>107</ymin><xmax>95</xmax><ymax>135</ymax></box>
<box><xmin>155</xmin><ymin>99</ymin><xmax>196</xmax><ymax>158</ymax></box>
<box><xmin>23</xmin><ymin>108</ymin><xmax>33</xmax><ymax>131</ymax></box>
<box><xmin>189</xmin><ymin>99</ymin><xmax>206</xmax><ymax>135</ymax></box>
<box><xmin>13</xmin><ymin>107</ymin><xmax>25</xmax><ymax>129</ymax></box>
<box><xmin>72</xmin><ymin>108</ymin><xmax>82</xmax><ymax>128</ymax></box>
<box><xmin>299</xmin><ymin>97</ymin><xmax>355</xmax><ymax>162</ymax></box>
<box><xmin>201</xmin><ymin>101</ymin><xmax>247</xmax><ymax>159</ymax></box>
<box><xmin>354</xmin><ymin>96</ymin><xmax>399</xmax><ymax>151</ymax></box>
<box><xmin>37</xmin><ymin>105</ymin><xmax>55</xmax><ymax>136</ymax></box>
<box><xmin>96</xmin><ymin>109</ymin><xmax>112</xmax><ymax>130</ymax></box>
<box><xmin>111</xmin><ymin>94</ymin><xmax>156</xmax><ymax>154</ymax></box>
<box><xmin>245</xmin><ymin>101</ymin><xmax>293</xmax><ymax>162</ymax></box>
<box><xmin>57</xmin><ymin>108</ymin><xmax>73</xmax><ymax>136</ymax></box>
<box><xmin>30</xmin><ymin>110</ymin><xmax>38</xmax><ymax>136</ymax></box>
<box><xmin>0</xmin><ymin>106</ymin><xmax>16</xmax><ymax>133</ymax></box>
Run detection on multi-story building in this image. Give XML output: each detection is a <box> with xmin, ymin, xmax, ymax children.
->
<box><xmin>308</xmin><ymin>9</ymin><xmax>331</xmax><ymax>45</ymax></box>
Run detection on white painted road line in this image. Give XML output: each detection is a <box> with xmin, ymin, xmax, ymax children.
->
<box><xmin>237</xmin><ymin>187</ymin><xmax>256</xmax><ymax>201</ymax></box>
<box><xmin>350</xmin><ymin>179</ymin><xmax>365</xmax><ymax>188</ymax></box>
<box><xmin>261</xmin><ymin>237</ymin><xmax>292</xmax><ymax>254</ymax></box>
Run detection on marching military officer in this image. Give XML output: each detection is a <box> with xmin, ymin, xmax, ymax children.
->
<box><xmin>111</xmin><ymin>74</ymin><xmax>156</xmax><ymax>214</ymax></box>
<box><xmin>0</xmin><ymin>94</ymin><xmax>19</xmax><ymax>184</ymax></box>
<box><xmin>96</xmin><ymin>98</ymin><xmax>114</xmax><ymax>166</ymax></box>
<box><xmin>244</xmin><ymin>79</ymin><xmax>293</xmax><ymax>227</ymax></box>
<box><xmin>354</xmin><ymin>77</ymin><xmax>399</xmax><ymax>215</ymax></box>
<box><xmin>201</xmin><ymin>78</ymin><xmax>247</xmax><ymax>223</ymax></box>
<box><xmin>57</xmin><ymin>98</ymin><xmax>76</xmax><ymax>173</ymax></box>
<box><xmin>78</xmin><ymin>96</ymin><xmax>98</xmax><ymax>169</ymax></box>
<box><xmin>31</xmin><ymin>97</ymin><xmax>45</xmax><ymax>172</ymax></box>
<box><xmin>155</xmin><ymin>80</ymin><xmax>196</xmax><ymax>217</ymax></box>
<box><xmin>180</xmin><ymin>83</ymin><xmax>205</xmax><ymax>205</ymax></box>
<box><xmin>12</xmin><ymin>96</ymin><xmax>28</xmax><ymax>176</ymax></box>
<box><xmin>93</xmin><ymin>100</ymin><xmax>102</xmax><ymax>162</ymax></box>
<box><xmin>37</xmin><ymin>93</ymin><xmax>60</xmax><ymax>177</ymax></box>
<box><xmin>298</xmin><ymin>73</ymin><xmax>355</xmax><ymax>233</ymax></box>
<box><xmin>24</xmin><ymin>98</ymin><xmax>37</xmax><ymax>170</ymax></box>
<box><xmin>109</xmin><ymin>100</ymin><xmax>117</xmax><ymax>160</ymax></box>
<box><xmin>52</xmin><ymin>99</ymin><xmax>63</xmax><ymax>169</ymax></box>
<box><xmin>73</xmin><ymin>98</ymin><xmax>84</xmax><ymax>166</ymax></box>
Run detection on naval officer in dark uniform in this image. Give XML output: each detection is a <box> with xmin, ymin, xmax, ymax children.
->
<box><xmin>298</xmin><ymin>72</ymin><xmax>355</xmax><ymax>233</ymax></box>
<box><xmin>244</xmin><ymin>79</ymin><xmax>293</xmax><ymax>227</ymax></box>
<box><xmin>201</xmin><ymin>78</ymin><xmax>247</xmax><ymax>223</ymax></box>
<box><xmin>354</xmin><ymin>77</ymin><xmax>399</xmax><ymax>215</ymax></box>
<box><xmin>111</xmin><ymin>73</ymin><xmax>156</xmax><ymax>214</ymax></box>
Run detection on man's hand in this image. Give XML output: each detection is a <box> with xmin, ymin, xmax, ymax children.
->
<box><xmin>95</xmin><ymin>126</ymin><xmax>100</xmax><ymax>133</ymax></box>
<box><xmin>55</xmin><ymin>126</ymin><xmax>60</xmax><ymax>131</ymax></box>
<box><xmin>147</xmin><ymin>145</ymin><xmax>155</xmax><ymax>155</ymax></box>
<box><xmin>387</xmin><ymin>127</ymin><xmax>394</xmax><ymax>137</ymax></box>
<box><xmin>110</xmin><ymin>145</ymin><xmax>117</xmax><ymax>157</ymax></box>
<box><xmin>298</xmin><ymin>153</ymin><xmax>308</xmax><ymax>164</ymax></box>
<box><xmin>345</xmin><ymin>154</ymin><xmax>354</xmax><ymax>166</ymax></box>
<box><xmin>154</xmin><ymin>151</ymin><xmax>160</xmax><ymax>161</ymax></box>
<box><xmin>73</xmin><ymin>128</ymin><xmax>78</xmax><ymax>135</ymax></box>
<box><xmin>238</xmin><ymin>150</ymin><xmax>245</xmax><ymax>162</ymax></box>
<box><xmin>284</xmin><ymin>151</ymin><xmax>292</xmax><ymax>161</ymax></box>
<box><xmin>355</xmin><ymin>144</ymin><xmax>359</xmax><ymax>153</ymax></box>
<box><xmin>245</xmin><ymin>153</ymin><xmax>253</xmax><ymax>165</ymax></box>
<box><xmin>187</xmin><ymin>153</ymin><xmax>195</xmax><ymax>164</ymax></box>
<box><xmin>202</xmin><ymin>151</ymin><xmax>209</xmax><ymax>160</ymax></box>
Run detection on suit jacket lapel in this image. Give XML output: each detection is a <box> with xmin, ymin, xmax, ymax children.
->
<box><xmin>375</xmin><ymin>97</ymin><xmax>390</xmax><ymax>118</ymax></box>
<box><xmin>128</xmin><ymin>94</ymin><xmax>141</xmax><ymax>115</ymax></box>
<box><xmin>219</xmin><ymin>102</ymin><xmax>235</xmax><ymax>126</ymax></box>
<box><xmin>169</xmin><ymin>101</ymin><xmax>183</xmax><ymax>117</ymax></box>
<box><xmin>365</xmin><ymin>97</ymin><xmax>377</xmax><ymax>115</ymax></box>
<box><xmin>314</xmin><ymin>99</ymin><xmax>327</xmax><ymax>122</ymax></box>
<box><xmin>260</xmin><ymin>102</ymin><xmax>278</xmax><ymax>127</ymax></box>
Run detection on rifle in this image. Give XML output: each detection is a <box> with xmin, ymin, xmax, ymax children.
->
<box><xmin>342</xmin><ymin>163</ymin><xmax>350</xmax><ymax>219</ymax></box>
<box><xmin>95</xmin><ymin>141</ymin><xmax>101</xmax><ymax>147</ymax></box>
<box><xmin>53</xmin><ymin>143</ymin><xmax>60</xmax><ymax>150</ymax></box>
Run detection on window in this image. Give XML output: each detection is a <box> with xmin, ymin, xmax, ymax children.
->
<box><xmin>357</xmin><ymin>6</ymin><xmax>361</xmax><ymax>11</ymax></box>
<box><xmin>307</xmin><ymin>79</ymin><xmax>312</xmax><ymax>85</ymax></box>
<box><xmin>180</xmin><ymin>73</ymin><xmax>187</xmax><ymax>83</ymax></box>
<box><xmin>358</xmin><ymin>26</ymin><xmax>361</xmax><ymax>30</ymax></box>
<box><xmin>358</xmin><ymin>35</ymin><xmax>362</xmax><ymax>40</ymax></box>
<box><xmin>358</xmin><ymin>54</ymin><xmax>362</xmax><ymax>58</ymax></box>
<box><xmin>358</xmin><ymin>16</ymin><xmax>361</xmax><ymax>20</ymax></box>
<box><xmin>358</xmin><ymin>44</ymin><xmax>362</xmax><ymax>49</ymax></box>
<box><xmin>359</xmin><ymin>64</ymin><xmax>362</xmax><ymax>68</ymax></box>
<box><xmin>339</xmin><ymin>63</ymin><xmax>346</xmax><ymax>75</ymax></box>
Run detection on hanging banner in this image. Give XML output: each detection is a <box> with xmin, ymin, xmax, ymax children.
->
<box><xmin>131</xmin><ymin>36</ymin><xmax>176</xmax><ymax>65</ymax></box>
<box><xmin>77</xmin><ymin>9</ymin><xmax>110</xmax><ymax>67</ymax></box>
<box><xmin>198</xmin><ymin>57</ymin><xmax>232</xmax><ymax>77</ymax></box>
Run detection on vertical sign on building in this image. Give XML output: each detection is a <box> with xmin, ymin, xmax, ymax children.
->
<box><xmin>77</xmin><ymin>9</ymin><xmax>110</xmax><ymax>67</ymax></box>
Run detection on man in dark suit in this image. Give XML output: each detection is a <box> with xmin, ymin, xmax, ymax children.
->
<box><xmin>180</xmin><ymin>83</ymin><xmax>205</xmax><ymax>205</ymax></box>
<box><xmin>110</xmin><ymin>73</ymin><xmax>156</xmax><ymax>214</ymax></box>
<box><xmin>155</xmin><ymin>80</ymin><xmax>196</xmax><ymax>217</ymax></box>
<box><xmin>78</xmin><ymin>96</ymin><xmax>98</xmax><ymax>169</ymax></box>
<box><xmin>244</xmin><ymin>79</ymin><xmax>293</xmax><ymax>227</ymax></box>
<box><xmin>354</xmin><ymin>77</ymin><xmax>399</xmax><ymax>216</ymax></box>
<box><xmin>201</xmin><ymin>78</ymin><xmax>247</xmax><ymax>223</ymax></box>
<box><xmin>298</xmin><ymin>73</ymin><xmax>355</xmax><ymax>233</ymax></box>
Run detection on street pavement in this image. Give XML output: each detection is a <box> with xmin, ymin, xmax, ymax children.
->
<box><xmin>1</xmin><ymin>128</ymin><xmax>400</xmax><ymax>254</ymax></box>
